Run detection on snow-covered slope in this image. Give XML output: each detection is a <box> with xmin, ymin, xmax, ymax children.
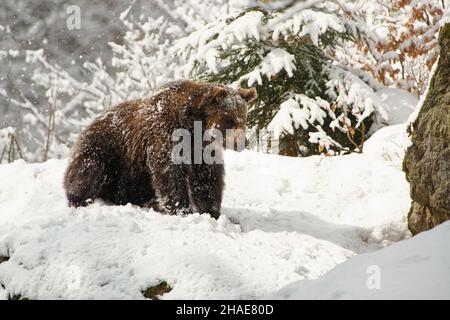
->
<box><xmin>272</xmin><ymin>220</ymin><xmax>450</xmax><ymax>300</ymax></box>
<box><xmin>0</xmin><ymin>124</ymin><xmax>419</xmax><ymax>299</ymax></box>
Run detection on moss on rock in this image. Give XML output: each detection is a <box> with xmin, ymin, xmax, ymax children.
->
<box><xmin>142</xmin><ymin>281</ymin><xmax>172</xmax><ymax>300</ymax></box>
<box><xmin>403</xmin><ymin>23</ymin><xmax>450</xmax><ymax>235</ymax></box>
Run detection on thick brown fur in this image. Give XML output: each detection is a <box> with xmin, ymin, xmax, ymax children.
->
<box><xmin>63</xmin><ymin>80</ymin><xmax>256</xmax><ymax>219</ymax></box>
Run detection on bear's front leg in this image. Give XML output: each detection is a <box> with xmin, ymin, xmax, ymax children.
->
<box><xmin>148</xmin><ymin>161</ymin><xmax>192</xmax><ymax>215</ymax></box>
<box><xmin>188</xmin><ymin>163</ymin><xmax>224</xmax><ymax>219</ymax></box>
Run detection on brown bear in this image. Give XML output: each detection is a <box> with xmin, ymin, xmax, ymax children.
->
<box><xmin>63</xmin><ymin>80</ymin><xmax>256</xmax><ymax>219</ymax></box>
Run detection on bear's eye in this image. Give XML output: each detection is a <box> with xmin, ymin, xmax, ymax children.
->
<box><xmin>224</xmin><ymin>118</ymin><xmax>236</xmax><ymax>129</ymax></box>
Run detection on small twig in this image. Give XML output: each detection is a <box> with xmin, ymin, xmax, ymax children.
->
<box><xmin>0</xmin><ymin>144</ymin><xmax>6</xmax><ymax>163</ymax></box>
<box><xmin>8</xmin><ymin>134</ymin><xmax>14</xmax><ymax>163</ymax></box>
<box><xmin>345</xmin><ymin>121</ymin><xmax>366</xmax><ymax>153</ymax></box>
<box><xmin>43</xmin><ymin>70</ymin><xmax>59</xmax><ymax>162</ymax></box>
<box><xmin>358</xmin><ymin>122</ymin><xmax>366</xmax><ymax>152</ymax></box>
<box><xmin>43</xmin><ymin>102</ymin><xmax>55</xmax><ymax>162</ymax></box>
<box><xmin>12</xmin><ymin>135</ymin><xmax>24</xmax><ymax>160</ymax></box>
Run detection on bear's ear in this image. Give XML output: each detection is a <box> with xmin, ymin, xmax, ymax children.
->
<box><xmin>238</xmin><ymin>87</ymin><xmax>257</xmax><ymax>103</ymax></box>
<box><xmin>209</xmin><ymin>86</ymin><xmax>229</xmax><ymax>104</ymax></box>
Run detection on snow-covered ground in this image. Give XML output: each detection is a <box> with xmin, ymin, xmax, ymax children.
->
<box><xmin>1</xmin><ymin>122</ymin><xmax>434</xmax><ymax>300</ymax></box>
<box><xmin>272</xmin><ymin>220</ymin><xmax>450</xmax><ymax>300</ymax></box>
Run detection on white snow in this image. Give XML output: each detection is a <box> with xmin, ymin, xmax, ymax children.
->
<box><xmin>376</xmin><ymin>88</ymin><xmax>418</xmax><ymax>126</ymax></box>
<box><xmin>242</xmin><ymin>48</ymin><xmax>296</xmax><ymax>87</ymax></box>
<box><xmin>272</xmin><ymin>8</ymin><xmax>346</xmax><ymax>45</ymax></box>
<box><xmin>0</xmin><ymin>123</ymin><xmax>423</xmax><ymax>300</ymax></box>
<box><xmin>308</xmin><ymin>127</ymin><xmax>342</xmax><ymax>152</ymax></box>
<box><xmin>272</xmin><ymin>220</ymin><xmax>450</xmax><ymax>300</ymax></box>
<box><xmin>266</xmin><ymin>76</ymin><xmax>417</xmax><ymax>151</ymax></box>
<box><xmin>267</xmin><ymin>97</ymin><xmax>309</xmax><ymax>138</ymax></box>
<box><xmin>407</xmin><ymin>57</ymin><xmax>439</xmax><ymax>126</ymax></box>
<box><xmin>441</xmin><ymin>5</ymin><xmax>450</xmax><ymax>25</ymax></box>
<box><xmin>327</xmin><ymin>66</ymin><xmax>389</xmax><ymax>127</ymax></box>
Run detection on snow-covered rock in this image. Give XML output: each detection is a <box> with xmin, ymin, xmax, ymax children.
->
<box><xmin>0</xmin><ymin>125</ymin><xmax>414</xmax><ymax>299</ymax></box>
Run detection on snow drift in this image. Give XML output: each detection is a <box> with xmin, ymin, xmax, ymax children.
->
<box><xmin>272</xmin><ymin>221</ymin><xmax>450</xmax><ymax>299</ymax></box>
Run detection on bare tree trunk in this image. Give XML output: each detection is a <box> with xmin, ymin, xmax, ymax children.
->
<box><xmin>43</xmin><ymin>102</ymin><xmax>56</xmax><ymax>162</ymax></box>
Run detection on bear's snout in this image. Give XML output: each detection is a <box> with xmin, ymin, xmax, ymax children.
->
<box><xmin>225</xmin><ymin>128</ymin><xmax>246</xmax><ymax>152</ymax></box>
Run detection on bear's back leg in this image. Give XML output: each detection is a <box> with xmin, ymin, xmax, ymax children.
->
<box><xmin>64</xmin><ymin>143</ymin><xmax>113</xmax><ymax>207</ymax></box>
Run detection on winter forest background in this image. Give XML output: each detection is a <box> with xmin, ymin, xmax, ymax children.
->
<box><xmin>0</xmin><ymin>0</ymin><xmax>449</xmax><ymax>300</ymax></box>
<box><xmin>0</xmin><ymin>0</ymin><xmax>445</xmax><ymax>161</ymax></box>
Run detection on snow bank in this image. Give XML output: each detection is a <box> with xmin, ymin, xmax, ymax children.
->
<box><xmin>376</xmin><ymin>88</ymin><xmax>418</xmax><ymax>126</ymax></box>
<box><xmin>272</xmin><ymin>221</ymin><xmax>450</xmax><ymax>300</ymax></box>
<box><xmin>0</xmin><ymin>125</ymin><xmax>413</xmax><ymax>299</ymax></box>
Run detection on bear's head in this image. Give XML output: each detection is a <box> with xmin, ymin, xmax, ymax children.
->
<box><xmin>182</xmin><ymin>83</ymin><xmax>257</xmax><ymax>151</ymax></box>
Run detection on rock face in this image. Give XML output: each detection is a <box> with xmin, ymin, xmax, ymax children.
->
<box><xmin>403</xmin><ymin>24</ymin><xmax>450</xmax><ymax>235</ymax></box>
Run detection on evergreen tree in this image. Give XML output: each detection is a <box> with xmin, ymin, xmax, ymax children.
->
<box><xmin>175</xmin><ymin>2</ymin><xmax>391</xmax><ymax>156</ymax></box>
